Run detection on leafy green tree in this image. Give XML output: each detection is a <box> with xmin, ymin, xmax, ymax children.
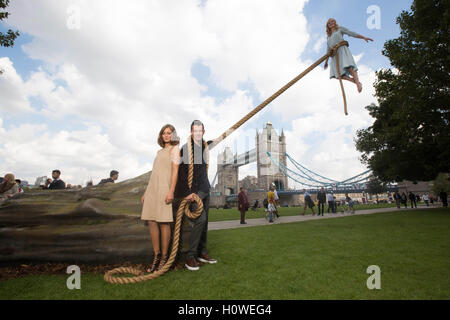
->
<box><xmin>365</xmin><ymin>176</ymin><xmax>388</xmax><ymax>196</ymax></box>
<box><xmin>432</xmin><ymin>173</ymin><xmax>450</xmax><ymax>195</ymax></box>
<box><xmin>1</xmin><ymin>0</ymin><xmax>20</xmax><ymax>47</ymax></box>
<box><xmin>356</xmin><ymin>0</ymin><xmax>449</xmax><ymax>183</ymax></box>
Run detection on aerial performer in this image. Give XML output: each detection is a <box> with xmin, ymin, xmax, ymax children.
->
<box><xmin>324</xmin><ymin>18</ymin><xmax>373</xmax><ymax>93</ymax></box>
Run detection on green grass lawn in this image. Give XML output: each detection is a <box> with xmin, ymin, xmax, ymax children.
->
<box><xmin>1</xmin><ymin>208</ymin><xmax>449</xmax><ymax>300</ymax></box>
<box><xmin>208</xmin><ymin>203</ymin><xmax>400</xmax><ymax>222</ymax></box>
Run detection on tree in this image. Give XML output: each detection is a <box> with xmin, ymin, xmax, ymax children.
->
<box><xmin>0</xmin><ymin>0</ymin><xmax>20</xmax><ymax>47</ymax></box>
<box><xmin>432</xmin><ymin>173</ymin><xmax>450</xmax><ymax>195</ymax></box>
<box><xmin>355</xmin><ymin>0</ymin><xmax>450</xmax><ymax>183</ymax></box>
<box><xmin>366</xmin><ymin>176</ymin><xmax>388</xmax><ymax>196</ymax></box>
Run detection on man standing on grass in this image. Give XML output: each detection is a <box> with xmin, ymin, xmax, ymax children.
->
<box><xmin>409</xmin><ymin>191</ymin><xmax>417</xmax><ymax>208</ymax></box>
<box><xmin>238</xmin><ymin>187</ymin><xmax>249</xmax><ymax>225</ymax></box>
<box><xmin>394</xmin><ymin>191</ymin><xmax>401</xmax><ymax>209</ymax></box>
<box><xmin>439</xmin><ymin>190</ymin><xmax>448</xmax><ymax>208</ymax></box>
<box><xmin>327</xmin><ymin>191</ymin><xmax>336</xmax><ymax>213</ymax></box>
<box><xmin>173</xmin><ymin>120</ymin><xmax>217</xmax><ymax>271</ymax></box>
<box><xmin>317</xmin><ymin>187</ymin><xmax>326</xmax><ymax>216</ymax></box>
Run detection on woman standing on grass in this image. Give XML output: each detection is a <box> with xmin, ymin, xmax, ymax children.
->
<box><xmin>324</xmin><ymin>18</ymin><xmax>373</xmax><ymax>93</ymax></box>
<box><xmin>141</xmin><ymin>124</ymin><xmax>180</xmax><ymax>273</ymax></box>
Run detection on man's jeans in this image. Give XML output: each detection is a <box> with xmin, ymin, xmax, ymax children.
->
<box><xmin>173</xmin><ymin>192</ymin><xmax>210</xmax><ymax>259</ymax></box>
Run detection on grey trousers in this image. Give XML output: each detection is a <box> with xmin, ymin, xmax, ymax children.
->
<box><xmin>173</xmin><ymin>192</ymin><xmax>210</xmax><ymax>259</ymax></box>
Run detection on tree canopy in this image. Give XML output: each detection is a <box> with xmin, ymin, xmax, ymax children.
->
<box><xmin>0</xmin><ymin>0</ymin><xmax>20</xmax><ymax>47</ymax></box>
<box><xmin>366</xmin><ymin>176</ymin><xmax>388</xmax><ymax>196</ymax></box>
<box><xmin>355</xmin><ymin>0</ymin><xmax>449</xmax><ymax>183</ymax></box>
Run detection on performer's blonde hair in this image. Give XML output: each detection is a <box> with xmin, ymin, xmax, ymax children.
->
<box><xmin>326</xmin><ymin>18</ymin><xmax>338</xmax><ymax>37</ymax></box>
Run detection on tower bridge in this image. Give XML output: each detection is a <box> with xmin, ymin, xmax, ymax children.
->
<box><xmin>210</xmin><ymin>122</ymin><xmax>395</xmax><ymax>208</ymax></box>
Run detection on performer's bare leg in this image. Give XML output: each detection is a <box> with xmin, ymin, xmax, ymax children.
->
<box><xmin>348</xmin><ymin>67</ymin><xmax>362</xmax><ymax>92</ymax></box>
<box><xmin>342</xmin><ymin>75</ymin><xmax>355</xmax><ymax>83</ymax></box>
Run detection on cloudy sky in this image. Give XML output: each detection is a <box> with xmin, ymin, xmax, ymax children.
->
<box><xmin>0</xmin><ymin>0</ymin><xmax>413</xmax><ymax>188</ymax></box>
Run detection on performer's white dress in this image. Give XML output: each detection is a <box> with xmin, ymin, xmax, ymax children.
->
<box><xmin>327</xmin><ymin>26</ymin><xmax>359</xmax><ymax>79</ymax></box>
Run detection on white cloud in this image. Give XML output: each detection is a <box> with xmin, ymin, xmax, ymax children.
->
<box><xmin>313</xmin><ymin>36</ymin><xmax>326</xmax><ymax>53</ymax></box>
<box><xmin>0</xmin><ymin>57</ymin><xmax>33</xmax><ymax>114</ymax></box>
<box><xmin>0</xmin><ymin>0</ymin><xmax>378</xmax><ymax>188</ymax></box>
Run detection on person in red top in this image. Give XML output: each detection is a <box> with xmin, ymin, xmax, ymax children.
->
<box><xmin>238</xmin><ymin>187</ymin><xmax>250</xmax><ymax>225</ymax></box>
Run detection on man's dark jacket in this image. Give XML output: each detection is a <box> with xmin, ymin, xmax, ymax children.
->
<box><xmin>317</xmin><ymin>191</ymin><xmax>326</xmax><ymax>204</ymax></box>
<box><xmin>174</xmin><ymin>139</ymin><xmax>212</xmax><ymax>199</ymax></box>
<box><xmin>238</xmin><ymin>191</ymin><xmax>249</xmax><ymax>211</ymax></box>
<box><xmin>49</xmin><ymin>179</ymin><xmax>65</xmax><ymax>190</ymax></box>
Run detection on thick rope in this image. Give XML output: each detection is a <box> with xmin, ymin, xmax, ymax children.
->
<box><xmin>104</xmin><ymin>41</ymin><xmax>349</xmax><ymax>284</ymax></box>
<box><xmin>209</xmin><ymin>40</ymin><xmax>349</xmax><ymax>149</ymax></box>
<box><xmin>330</xmin><ymin>41</ymin><xmax>349</xmax><ymax>116</ymax></box>
<box><xmin>104</xmin><ymin>136</ymin><xmax>208</xmax><ymax>284</ymax></box>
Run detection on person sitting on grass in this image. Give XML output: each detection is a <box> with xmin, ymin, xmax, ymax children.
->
<box><xmin>15</xmin><ymin>179</ymin><xmax>24</xmax><ymax>193</ymax></box>
<box><xmin>0</xmin><ymin>173</ymin><xmax>20</xmax><ymax>204</ymax></box>
<box><xmin>46</xmin><ymin>170</ymin><xmax>66</xmax><ymax>190</ymax></box>
<box><xmin>98</xmin><ymin>170</ymin><xmax>119</xmax><ymax>185</ymax></box>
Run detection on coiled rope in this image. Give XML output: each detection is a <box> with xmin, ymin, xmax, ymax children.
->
<box><xmin>104</xmin><ymin>41</ymin><xmax>349</xmax><ymax>284</ymax></box>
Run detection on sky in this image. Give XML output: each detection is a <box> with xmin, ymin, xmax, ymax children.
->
<box><xmin>0</xmin><ymin>0</ymin><xmax>413</xmax><ymax>188</ymax></box>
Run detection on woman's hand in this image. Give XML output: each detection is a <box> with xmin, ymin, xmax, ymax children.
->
<box><xmin>165</xmin><ymin>191</ymin><xmax>174</xmax><ymax>204</ymax></box>
<box><xmin>364</xmin><ymin>37</ymin><xmax>374</xmax><ymax>43</ymax></box>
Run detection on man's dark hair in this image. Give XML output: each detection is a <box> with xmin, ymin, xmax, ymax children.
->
<box><xmin>52</xmin><ymin>170</ymin><xmax>61</xmax><ymax>175</ymax></box>
<box><xmin>190</xmin><ymin>120</ymin><xmax>204</xmax><ymax>131</ymax></box>
<box><xmin>240</xmin><ymin>187</ymin><xmax>244</xmax><ymax>191</ymax></box>
<box><xmin>110</xmin><ymin>170</ymin><xmax>119</xmax><ymax>177</ymax></box>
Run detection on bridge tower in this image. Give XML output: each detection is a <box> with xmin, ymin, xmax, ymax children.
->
<box><xmin>215</xmin><ymin>122</ymin><xmax>288</xmax><ymax>195</ymax></box>
<box><xmin>256</xmin><ymin>122</ymin><xmax>288</xmax><ymax>191</ymax></box>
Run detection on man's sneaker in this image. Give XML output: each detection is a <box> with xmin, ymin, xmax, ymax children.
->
<box><xmin>197</xmin><ymin>253</ymin><xmax>217</xmax><ymax>264</ymax></box>
<box><xmin>185</xmin><ymin>257</ymin><xmax>200</xmax><ymax>271</ymax></box>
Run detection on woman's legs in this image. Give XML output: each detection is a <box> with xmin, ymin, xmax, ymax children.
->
<box><xmin>147</xmin><ymin>221</ymin><xmax>162</xmax><ymax>272</ymax></box>
<box><xmin>348</xmin><ymin>67</ymin><xmax>362</xmax><ymax>92</ymax></box>
<box><xmin>342</xmin><ymin>75</ymin><xmax>355</xmax><ymax>83</ymax></box>
<box><xmin>149</xmin><ymin>221</ymin><xmax>161</xmax><ymax>254</ymax></box>
<box><xmin>159</xmin><ymin>223</ymin><xmax>171</xmax><ymax>257</ymax></box>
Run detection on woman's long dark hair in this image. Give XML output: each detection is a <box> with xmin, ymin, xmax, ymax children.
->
<box><xmin>157</xmin><ymin>124</ymin><xmax>180</xmax><ymax>148</ymax></box>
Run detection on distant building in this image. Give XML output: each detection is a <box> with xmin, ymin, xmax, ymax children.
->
<box><xmin>19</xmin><ymin>180</ymin><xmax>29</xmax><ymax>187</ymax></box>
<box><xmin>35</xmin><ymin>176</ymin><xmax>48</xmax><ymax>187</ymax></box>
<box><xmin>239</xmin><ymin>175</ymin><xmax>258</xmax><ymax>191</ymax></box>
<box><xmin>397</xmin><ymin>181</ymin><xmax>433</xmax><ymax>195</ymax></box>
